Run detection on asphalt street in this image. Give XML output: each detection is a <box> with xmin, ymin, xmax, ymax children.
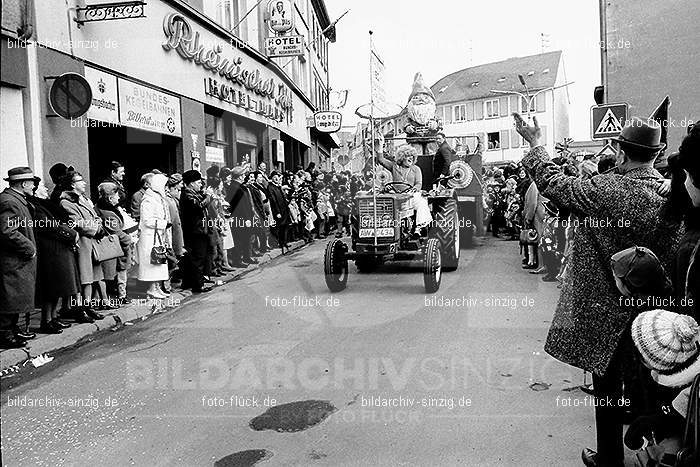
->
<box><xmin>1</xmin><ymin>236</ymin><xmax>598</xmax><ymax>466</ymax></box>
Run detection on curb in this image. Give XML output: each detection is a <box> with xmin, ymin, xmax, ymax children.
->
<box><xmin>0</xmin><ymin>239</ymin><xmax>310</xmax><ymax>373</ymax></box>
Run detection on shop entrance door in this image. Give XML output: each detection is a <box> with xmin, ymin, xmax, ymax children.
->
<box><xmin>87</xmin><ymin>124</ymin><xmax>179</xmax><ymax>199</ymax></box>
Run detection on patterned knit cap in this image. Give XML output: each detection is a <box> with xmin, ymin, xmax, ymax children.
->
<box><xmin>631</xmin><ymin>310</ymin><xmax>699</xmax><ymax>372</ymax></box>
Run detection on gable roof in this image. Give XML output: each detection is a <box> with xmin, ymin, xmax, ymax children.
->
<box><xmin>431</xmin><ymin>51</ymin><xmax>562</xmax><ymax>104</ymax></box>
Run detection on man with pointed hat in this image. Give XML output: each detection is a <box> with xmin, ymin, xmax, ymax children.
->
<box><xmin>0</xmin><ymin>167</ymin><xmax>39</xmax><ymax>348</ymax></box>
<box><xmin>514</xmin><ymin>114</ymin><xmax>683</xmax><ymax>467</ymax></box>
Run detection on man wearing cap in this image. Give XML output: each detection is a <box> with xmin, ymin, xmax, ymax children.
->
<box><xmin>514</xmin><ymin>114</ymin><xmax>684</xmax><ymax>467</ymax></box>
<box><xmin>179</xmin><ymin>170</ymin><xmax>213</xmax><ymax>294</ymax></box>
<box><xmin>0</xmin><ymin>167</ymin><xmax>39</xmax><ymax>348</ymax></box>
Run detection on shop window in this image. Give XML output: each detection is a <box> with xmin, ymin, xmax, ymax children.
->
<box><xmin>485</xmin><ymin>99</ymin><xmax>500</xmax><ymax>118</ymax></box>
<box><xmin>205</xmin><ymin>113</ymin><xmax>226</xmax><ymax>144</ymax></box>
<box><xmin>487</xmin><ymin>131</ymin><xmax>501</xmax><ymax>150</ymax></box>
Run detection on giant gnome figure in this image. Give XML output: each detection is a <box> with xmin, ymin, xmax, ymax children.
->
<box><xmin>404</xmin><ymin>72</ymin><xmax>442</xmax><ymax>154</ymax></box>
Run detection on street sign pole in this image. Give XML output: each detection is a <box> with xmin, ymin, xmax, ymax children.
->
<box><xmin>369</xmin><ymin>30</ymin><xmax>378</xmax><ymax>248</ymax></box>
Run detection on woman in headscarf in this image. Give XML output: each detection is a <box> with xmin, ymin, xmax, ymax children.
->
<box><xmin>136</xmin><ymin>173</ymin><xmax>171</xmax><ymax>298</ymax></box>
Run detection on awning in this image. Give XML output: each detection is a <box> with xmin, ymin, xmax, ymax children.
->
<box><xmin>311</xmin><ymin>127</ymin><xmax>340</xmax><ymax>149</ymax></box>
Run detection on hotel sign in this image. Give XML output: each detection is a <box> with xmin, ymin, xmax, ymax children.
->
<box><xmin>265</xmin><ymin>35</ymin><xmax>305</xmax><ymax>58</ymax></box>
<box><xmin>162</xmin><ymin>13</ymin><xmax>294</xmax><ymax>122</ymax></box>
<box><xmin>314</xmin><ymin>111</ymin><xmax>342</xmax><ymax>133</ymax></box>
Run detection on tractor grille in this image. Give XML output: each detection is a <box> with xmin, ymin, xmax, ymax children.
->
<box><xmin>356</xmin><ymin>197</ymin><xmax>395</xmax><ymax>241</ymax></box>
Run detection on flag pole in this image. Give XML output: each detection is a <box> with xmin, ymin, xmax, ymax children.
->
<box><xmin>369</xmin><ymin>30</ymin><xmax>378</xmax><ymax>247</ymax></box>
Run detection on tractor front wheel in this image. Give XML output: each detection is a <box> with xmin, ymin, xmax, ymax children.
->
<box><xmin>324</xmin><ymin>239</ymin><xmax>348</xmax><ymax>292</ymax></box>
<box><xmin>423</xmin><ymin>238</ymin><xmax>442</xmax><ymax>293</ymax></box>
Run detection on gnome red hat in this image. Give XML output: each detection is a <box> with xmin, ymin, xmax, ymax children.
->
<box><xmin>407</xmin><ymin>73</ymin><xmax>435</xmax><ymax>103</ymax></box>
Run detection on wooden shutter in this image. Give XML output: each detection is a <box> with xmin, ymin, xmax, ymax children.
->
<box><xmin>511</xmin><ymin>129</ymin><xmax>520</xmax><ymax>148</ymax></box>
<box><xmin>475</xmin><ymin>101</ymin><xmax>484</xmax><ymax>120</ymax></box>
<box><xmin>466</xmin><ymin>102</ymin><xmax>474</xmax><ymax>121</ymax></box>
<box><xmin>536</xmin><ymin>93</ymin><xmax>546</xmax><ymax>112</ymax></box>
<box><xmin>500</xmin><ymin>130</ymin><xmax>510</xmax><ymax>149</ymax></box>
<box><xmin>499</xmin><ymin>97</ymin><xmax>508</xmax><ymax>117</ymax></box>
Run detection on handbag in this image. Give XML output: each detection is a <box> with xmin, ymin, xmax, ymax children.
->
<box><xmin>634</xmin><ymin>374</ymin><xmax>699</xmax><ymax>466</ymax></box>
<box><xmin>92</xmin><ymin>234</ymin><xmax>124</xmax><ymax>263</ymax></box>
<box><xmin>150</xmin><ymin>230</ymin><xmax>168</xmax><ymax>265</ymax></box>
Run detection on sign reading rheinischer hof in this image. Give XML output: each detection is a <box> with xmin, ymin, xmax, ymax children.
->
<box><xmin>118</xmin><ymin>78</ymin><xmax>181</xmax><ymax>137</ymax></box>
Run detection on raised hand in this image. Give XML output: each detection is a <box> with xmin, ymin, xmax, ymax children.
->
<box><xmin>513</xmin><ymin>113</ymin><xmax>544</xmax><ymax>148</ymax></box>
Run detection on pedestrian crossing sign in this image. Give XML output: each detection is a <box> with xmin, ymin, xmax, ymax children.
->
<box><xmin>591</xmin><ymin>103</ymin><xmax>628</xmax><ymax>139</ymax></box>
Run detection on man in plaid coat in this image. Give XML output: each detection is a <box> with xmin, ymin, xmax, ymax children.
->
<box><xmin>514</xmin><ymin>113</ymin><xmax>683</xmax><ymax>467</ymax></box>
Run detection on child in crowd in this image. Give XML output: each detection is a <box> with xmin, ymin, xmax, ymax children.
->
<box><xmin>611</xmin><ymin>246</ymin><xmax>674</xmax><ymax>298</ymax></box>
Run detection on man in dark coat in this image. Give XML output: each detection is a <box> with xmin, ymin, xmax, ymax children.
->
<box><xmin>105</xmin><ymin>161</ymin><xmax>128</xmax><ymax>207</ymax></box>
<box><xmin>432</xmin><ymin>132</ymin><xmax>454</xmax><ymax>185</ymax></box>
<box><xmin>515</xmin><ymin>114</ymin><xmax>683</xmax><ymax>467</ymax></box>
<box><xmin>179</xmin><ymin>170</ymin><xmax>213</xmax><ymax>294</ymax></box>
<box><xmin>226</xmin><ymin>166</ymin><xmax>256</xmax><ymax>267</ymax></box>
<box><xmin>0</xmin><ymin>167</ymin><xmax>39</xmax><ymax>348</ymax></box>
<box><xmin>267</xmin><ymin>171</ymin><xmax>291</xmax><ymax>254</ymax></box>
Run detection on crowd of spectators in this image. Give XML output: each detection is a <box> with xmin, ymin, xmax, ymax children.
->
<box><xmin>0</xmin><ymin>159</ymin><xmax>367</xmax><ymax>348</ymax></box>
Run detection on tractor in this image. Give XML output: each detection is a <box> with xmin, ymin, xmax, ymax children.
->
<box><xmin>323</xmin><ymin>164</ymin><xmax>467</xmax><ymax>294</ymax></box>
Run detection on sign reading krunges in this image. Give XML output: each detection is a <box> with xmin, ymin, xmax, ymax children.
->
<box><xmin>162</xmin><ymin>13</ymin><xmax>293</xmax><ymax>122</ymax></box>
<box><xmin>118</xmin><ymin>78</ymin><xmax>182</xmax><ymax>137</ymax></box>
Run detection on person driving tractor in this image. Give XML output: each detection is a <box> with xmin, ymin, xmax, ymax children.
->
<box><xmin>373</xmin><ymin>134</ymin><xmax>432</xmax><ymax>230</ymax></box>
<box><xmin>373</xmin><ymin>135</ymin><xmax>423</xmax><ymax>191</ymax></box>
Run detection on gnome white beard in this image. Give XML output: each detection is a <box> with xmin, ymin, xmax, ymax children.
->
<box><xmin>407</xmin><ymin>97</ymin><xmax>436</xmax><ymax>126</ymax></box>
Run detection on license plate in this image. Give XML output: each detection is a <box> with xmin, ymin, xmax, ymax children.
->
<box><xmin>359</xmin><ymin>228</ymin><xmax>393</xmax><ymax>237</ymax></box>
<box><xmin>458</xmin><ymin>196</ymin><xmax>476</xmax><ymax>202</ymax></box>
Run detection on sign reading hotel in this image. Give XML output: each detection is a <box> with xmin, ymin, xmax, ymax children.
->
<box><xmin>267</xmin><ymin>0</ymin><xmax>294</xmax><ymax>34</ymax></box>
<box><xmin>265</xmin><ymin>35</ymin><xmax>304</xmax><ymax>58</ymax></box>
<box><xmin>314</xmin><ymin>111</ymin><xmax>342</xmax><ymax>133</ymax></box>
<box><xmin>118</xmin><ymin>78</ymin><xmax>182</xmax><ymax>137</ymax></box>
<box><xmin>162</xmin><ymin>13</ymin><xmax>293</xmax><ymax>124</ymax></box>
<box><xmin>85</xmin><ymin>66</ymin><xmax>119</xmax><ymax>124</ymax></box>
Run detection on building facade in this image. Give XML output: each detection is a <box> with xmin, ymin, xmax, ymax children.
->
<box><xmin>1</xmin><ymin>0</ymin><xmax>337</xmax><ymax>192</ymax></box>
<box><xmin>600</xmin><ymin>0</ymin><xmax>699</xmax><ymax>154</ymax></box>
<box><xmin>431</xmin><ymin>51</ymin><xmax>570</xmax><ymax>165</ymax></box>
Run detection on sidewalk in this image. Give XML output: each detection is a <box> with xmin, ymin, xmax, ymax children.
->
<box><xmin>0</xmin><ymin>239</ymin><xmax>309</xmax><ymax>374</ymax></box>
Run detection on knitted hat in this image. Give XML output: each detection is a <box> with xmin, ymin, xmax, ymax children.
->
<box><xmin>631</xmin><ymin>310</ymin><xmax>700</xmax><ymax>387</ymax></box>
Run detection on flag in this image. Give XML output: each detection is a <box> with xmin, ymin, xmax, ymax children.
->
<box><xmin>649</xmin><ymin>96</ymin><xmax>670</xmax><ymax>149</ymax></box>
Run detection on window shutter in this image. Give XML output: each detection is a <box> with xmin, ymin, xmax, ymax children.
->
<box><xmin>536</xmin><ymin>93</ymin><xmax>546</xmax><ymax>112</ymax></box>
<box><xmin>466</xmin><ymin>102</ymin><xmax>474</xmax><ymax>121</ymax></box>
<box><xmin>499</xmin><ymin>97</ymin><xmax>508</xmax><ymax>116</ymax></box>
<box><xmin>511</xmin><ymin>130</ymin><xmax>520</xmax><ymax>148</ymax></box>
<box><xmin>510</xmin><ymin>96</ymin><xmax>519</xmax><ymax>115</ymax></box>
<box><xmin>475</xmin><ymin>101</ymin><xmax>484</xmax><ymax>119</ymax></box>
<box><xmin>500</xmin><ymin>130</ymin><xmax>510</xmax><ymax>149</ymax></box>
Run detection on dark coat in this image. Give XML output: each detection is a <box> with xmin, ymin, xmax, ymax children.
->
<box><xmin>432</xmin><ymin>142</ymin><xmax>454</xmax><ymax>184</ymax></box>
<box><xmin>130</xmin><ymin>188</ymin><xmax>146</xmax><ymax>221</ymax></box>
<box><xmin>267</xmin><ymin>183</ymin><xmax>291</xmax><ymax>226</ymax></box>
<box><xmin>523</xmin><ymin>146</ymin><xmax>683</xmax><ymax>376</ymax></box>
<box><xmin>0</xmin><ymin>188</ymin><xmax>37</xmax><ymax>314</ymax></box>
<box><xmin>179</xmin><ymin>186</ymin><xmax>211</xmax><ymax>244</ymax></box>
<box><xmin>226</xmin><ymin>180</ymin><xmax>254</xmax><ymax>231</ymax></box>
<box><xmin>28</xmin><ymin>196</ymin><xmax>80</xmax><ymax>302</ymax></box>
<box><xmin>675</xmin><ymin>208</ymin><xmax>700</xmax><ymax>321</ymax></box>
<box><xmin>165</xmin><ymin>193</ymin><xmax>184</xmax><ymax>256</ymax></box>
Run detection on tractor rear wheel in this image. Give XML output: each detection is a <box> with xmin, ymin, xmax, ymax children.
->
<box><xmin>430</xmin><ymin>198</ymin><xmax>460</xmax><ymax>271</ymax></box>
<box><xmin>324</xmin><ymin>239</ymin><xmax>348</xmax><ymax>292</ymax></box>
